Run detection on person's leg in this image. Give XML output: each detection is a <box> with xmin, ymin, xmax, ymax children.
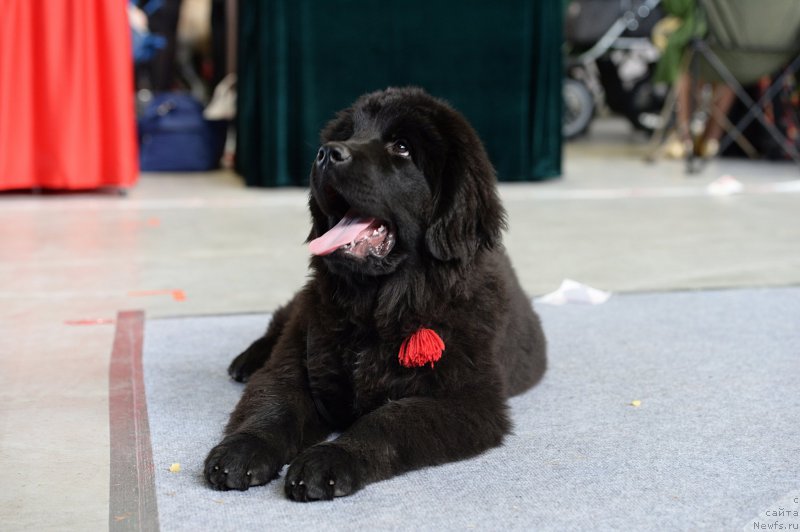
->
<box><xmin>664</xmin><ymin>72</ymin><xmax>695</xmax><ymax>158</ymax></box>
<box><xmin>699</xmin><ymin>83</ymin><xmax>736</xmax><ymax>157</ymax></box>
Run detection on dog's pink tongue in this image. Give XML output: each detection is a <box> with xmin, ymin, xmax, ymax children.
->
<box><xmin>309</xmin><ymin>213</ymin><xmax>377</xmax><ymax>256</ymax></box>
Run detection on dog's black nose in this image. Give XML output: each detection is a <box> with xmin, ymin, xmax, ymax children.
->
<box><xmin>316</xmin><ymin>142</ymin><xmax>351</xmax><ymax>168</ymax></box>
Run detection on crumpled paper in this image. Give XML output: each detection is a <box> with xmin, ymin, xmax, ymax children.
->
<box><xmin>536</xmin><ymin>279</ymin><xmax>612</xmax><ymax>306</ymax></box>
<box><xmin>706</xmin><ymin>175</ymin><xmax>744</xmax><ymax>196</ymax></box>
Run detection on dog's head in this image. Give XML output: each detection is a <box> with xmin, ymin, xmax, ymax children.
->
<box><xmin>308</xmin><ymin>87</ymin><xmax>506</xmax><ymax>277</ymax></box>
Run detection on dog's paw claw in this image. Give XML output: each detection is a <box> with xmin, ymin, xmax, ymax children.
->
<box><xmin>204</xmin><ymin>434</ymin><xmax>281</xmax><ymax>491</ymax></box>
<box><xmin>285</xmin><ymin>444</ymin><xmax>360</xmax><ymax>502</ymax></box>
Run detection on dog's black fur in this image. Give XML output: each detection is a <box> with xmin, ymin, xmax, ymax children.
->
<box><xmin>204</xmin><ymin>87</ymin><xmax>546</xmax><ymax>501</ymax></box>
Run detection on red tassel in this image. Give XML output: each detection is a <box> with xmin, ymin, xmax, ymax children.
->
<box><xmin>398</xmin><ymin>328</ymin><xmax>445</xmax><ymax>368</ymax></box>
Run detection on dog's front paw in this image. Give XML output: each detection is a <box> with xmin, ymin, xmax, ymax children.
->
<box><xmin>285</xmin><ymin>444</ymin><xmax>361</xmax><ymax>502</ymax></box>
<box><xmin>204</xmin><ymin>434</ymin><xmax>282</xmax><ymax>491</ymax></box>
<box><xmin>227</xmin><ymin>348</ymin><xmax>263</xmax><ymax>383</ymax></box>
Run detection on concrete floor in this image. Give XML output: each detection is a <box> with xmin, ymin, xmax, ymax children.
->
<box><xmin>1</xmin><ymin>118</ymin><xmax>799</xmax><ymax>530</ymax></box>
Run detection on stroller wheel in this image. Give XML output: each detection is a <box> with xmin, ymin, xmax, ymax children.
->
<box><xmin>563</xmin><ymin>78</ymin><xmax>594</xmax><ymax>139</ymax></box>
<box><xmin>626</xmin><ymin>79</ymin><xmax>669</xmax><ymax>134</ymax></box>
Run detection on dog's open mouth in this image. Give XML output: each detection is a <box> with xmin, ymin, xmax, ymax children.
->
<box><xmin>309</xmin><ymin>209</ymin><xmax>396</xmax><ymax>259</ymax></box>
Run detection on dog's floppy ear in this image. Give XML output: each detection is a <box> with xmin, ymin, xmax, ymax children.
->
<box><xmin>424</xmin><ymin>120</ymin><xmax>507</xmax><ymax>263</ymax></box>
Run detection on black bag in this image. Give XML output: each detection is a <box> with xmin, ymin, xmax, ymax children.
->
<box><xmin>138</xmin><ymin>92</ymin><xmax>227</xmax><ymax>171</ymax></box>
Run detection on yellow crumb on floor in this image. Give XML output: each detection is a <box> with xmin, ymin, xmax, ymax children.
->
<box><xmin>630</xmin><ymin>400</ymin><xmax>642</xmax><ymax>407</ymax></box>
<box><xmin>169</xmin><ymin>463</ymin><xmax>181</xmax><ymax>473</ymax></box>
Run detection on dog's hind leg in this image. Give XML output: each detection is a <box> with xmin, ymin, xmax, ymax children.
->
<box><xmin>228</xmin><ymin>298</ymin><xmax>295</xmax><ymax>382</ymax></box>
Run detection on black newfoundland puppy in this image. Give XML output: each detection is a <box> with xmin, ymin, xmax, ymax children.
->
<box><xmin>204</xmin><ymin>87</ymin><xmax>547</xmax><ymax>501</ymax></box>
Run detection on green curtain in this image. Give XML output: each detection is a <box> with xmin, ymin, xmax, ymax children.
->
<box><xmin>236</xmin><ymin>0</ymin><xmax>563</xmax><ymax>187</ymax></box>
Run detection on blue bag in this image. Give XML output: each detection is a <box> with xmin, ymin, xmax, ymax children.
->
<box><xmin>138</xmin><ymin>93</ymin><xmax>227</xmax><ymax>172</ymax></box>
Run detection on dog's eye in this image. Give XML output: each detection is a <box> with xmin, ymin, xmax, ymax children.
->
<box><xmin>388</xmin><ymin>139</ymin><xmax>411</xmax><ymax>158</ymax></box>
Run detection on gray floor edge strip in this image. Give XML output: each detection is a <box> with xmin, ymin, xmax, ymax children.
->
<box><xmin>109</xmin><ymin>310</ymin><xmax>160</xmax><ymax>531</ymax></box>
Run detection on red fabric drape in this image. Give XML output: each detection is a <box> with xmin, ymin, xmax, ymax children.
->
<box><xmin>0</xmin><ymin>0</ymin><xmax>138</xmax><ymax>191</ymax></box>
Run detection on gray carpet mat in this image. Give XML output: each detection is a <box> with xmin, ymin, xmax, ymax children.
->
<box><xmin>142</xmin><ymin>288</ymin><xmax>800</xmax><ymax>531</ymax></box>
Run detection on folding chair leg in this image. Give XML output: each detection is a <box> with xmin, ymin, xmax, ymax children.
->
<box><xmin>717</xmin><ymin>53</ymin><xmax>800</xmax><ymax>164</ymax></box>
<box><xmin>686</xmin><ymin>45</ymin><xmax>702</xmax><ymax>174</ymax></box>
<box><xmin>696</xmin><ymin>41</ymin><xmax>800</xmax><ymax>165</ymax></box>
<box><xmin>644</xmin><ymin>80</ymin><xmax>679</xmax><ymax>163</ymax></box>
<box><xmin>715</xmin><ymin>111</ymin><xmax>759</xmax><ymax>159</ymax></box>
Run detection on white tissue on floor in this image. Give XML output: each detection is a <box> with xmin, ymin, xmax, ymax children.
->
<box><xmin>535</xmin><ymin>279</ymin><xmax>612</xmax><ymax>306</ymax></box>
<box><xmin>706</xmin><ymin>175</ymin><xmax>743</xmax><ymax>196</ymax></box>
